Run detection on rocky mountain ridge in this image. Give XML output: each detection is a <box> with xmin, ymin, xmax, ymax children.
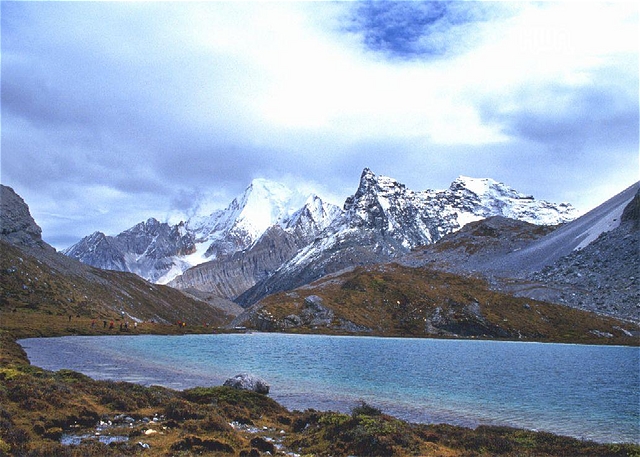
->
<box><xmin>64</xmin><ymin>218</ymin><xmax>197</xmax><ymax>283</ymax></box>
<box><xmin>402</xmin><ymin>182</ymin><xmax>640</xmax><ymax>321</ymax></box>
<box><xmin>64</xmin><ymin>179</ymin><xmax>341</xmax><ymax>284</ymax></box>
<box><xmin>235</xmin><ymin>169</ymin><xmax>578</xmax><ymax>306</ymax></box>
<box><xmin>62</xmin><ymin>169</ymin><xmax>578</xmax><ymax>307</ymax></box>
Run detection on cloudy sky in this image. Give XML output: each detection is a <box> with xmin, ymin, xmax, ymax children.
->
<box><xmin>2</xmin><ymin>1</ymin><xmax>638</xmax><ymax>250</ymax></box>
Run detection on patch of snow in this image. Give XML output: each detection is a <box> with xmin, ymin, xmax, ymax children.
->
<box><xmin>155</xmin><ymin>258</ymin><xmax>191</xmax><ymax>285</ymax></box>
<box><xmin>574</xmin><ymin>203</ymin><xmax>626</xmax><ymax>250</ymax></box>
<box><xmin>457</xmin><ymin>176</ymin><xmax>494</xmax><ymax>196</ymax></box>
<box><xmin>455</xmin><ymin>212</ymin><xmax>485</xmax><ymax>228</ymax></box>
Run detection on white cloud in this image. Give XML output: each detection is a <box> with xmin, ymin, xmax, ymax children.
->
<box><xmin>1</xmin><ymin>1</ymin><xmax>637</xmax><ymax>248</ymax></box>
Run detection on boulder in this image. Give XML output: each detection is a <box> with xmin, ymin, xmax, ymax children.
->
<box><xmin>223</xmin><ymin>373</ymin><xmax>270</xmax><ymax>394</ymax></box>
<box><xmin>301</xmin><ymin>295</ymin><xmax>334</xmax><ymax>326</ymax></box>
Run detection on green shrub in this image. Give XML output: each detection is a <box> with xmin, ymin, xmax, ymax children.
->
<box><xmin>351</xmin><ymin>400</ymin><xmax>382</xmax><ymax>417</ymax></box>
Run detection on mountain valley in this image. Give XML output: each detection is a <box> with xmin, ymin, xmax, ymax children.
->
<box><xmin>4</xmin><ymin>168</ymin><xmax>638</xmax><ymax>341</ymax></box>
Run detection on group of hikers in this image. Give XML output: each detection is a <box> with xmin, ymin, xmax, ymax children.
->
<box><xmin>88</xmin><ymin>318</ymin><xmax>138</xmax><ymax>331</ymax></box>
<box><xmin>76</xmin><ymin>316</ymin><xmax>210</xmax><ymax>331</ymax></box>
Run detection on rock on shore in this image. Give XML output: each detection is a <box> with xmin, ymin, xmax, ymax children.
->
<box><xmin>223</xmin><ymin>373</ymin><xmax>270</xmax><ymax>394</ymax></box>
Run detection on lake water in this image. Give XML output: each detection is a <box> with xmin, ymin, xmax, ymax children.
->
<box><xmin>19</xmin><ymin>333</ymin><xmax>639</xmax><ymax>444</ymax></box>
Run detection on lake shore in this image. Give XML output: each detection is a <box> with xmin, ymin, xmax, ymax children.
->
<box><xmin>2</xmin><ymin>308</ymin><xmax>639</xmax><ymax>345</ymax></box>
<box><xmin>2</xmin><ymin>323</ymin><xmax>639</xmax><ymax>457</ymax></box>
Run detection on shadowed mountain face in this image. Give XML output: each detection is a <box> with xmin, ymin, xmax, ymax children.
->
<box><xmin>1</xmin><ymin>185</ymin><xmax>49</xmax><ymax>250</ymax></box>
<box><xmin>168</xmin><ymin>225</ymin><xmax>310</xmax><ymax>299</ymax></box>
<box><xmin>0</xmin><ymin>185</ymin><xmax>234</xmax><ymax>327</ymax></box>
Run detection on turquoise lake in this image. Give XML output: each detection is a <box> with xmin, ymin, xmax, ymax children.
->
<box><xmin>19</xmin><ymin>333</ymin><xmax>639</xmax><ymax>444</ymax></box>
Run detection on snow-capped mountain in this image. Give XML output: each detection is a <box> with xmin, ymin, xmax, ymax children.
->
<box><xmin>63</xmin><ymin>218</ymin><xmax>196</xmax><ymax>283</ymax></box>
<box><xmin>168</xmin><ymin>194</ymin><xmax>343</xmax><ymax>298</ymax></box>
<box><xmin>187</xmin><ymin>178</ymin><xmax>311</xmax><ymax>257</ymax></box>
<box><xmin>64</xmin><ymin>168</ymin><xmax>577</xmax><ymax>303</ymax></box>
<box><xmin>339</xmin><ymin>169</ymin><xmax>576</xmax><ymax>242</ymax></box>
<box><xmin>64</xmin><ymin>179</ymin><xmax>341</xmax><ymax>284</ymax></box>
<box><xmin>236</xmin><ymin>169</ymin><xmax>578</xmax><ymax>305</ymax></box>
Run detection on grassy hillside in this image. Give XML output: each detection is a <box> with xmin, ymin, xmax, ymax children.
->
<box><xmin>0</xmin><ymin>240</ymin><xmax>233</xmax><ymax>338</ymax></box>
<box><xmin>241</xmin><ymin>263</ymin><xmax>639</xmax><ymax>346</ymax></box>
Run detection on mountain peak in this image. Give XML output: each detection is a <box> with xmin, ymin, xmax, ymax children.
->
<box><xmin>359</xmin><ymin>167</ymin><xmax>375</xmax><ymax>181</ymax></box>
<box><xmin>230</xmin><ymin>179</ymin><xmax>309</xmax><ymax>239</ymax></box>
<box><xmin>346</xmin><ymin>168</ymin><xmax>408</xmax><ymax>211</ymax></box>
<box><xmin>246</xmin><ymin>178</ymin><xmax>291</xmax><ymax>199</ymax></box>
<box><xmin>357</xmin><ymin>168</ymin><xmax>403</xmax><ymax>189</ymax></box>
<box><xmin>449</xmin><ymin>176</ymin><xmax>531</xmax><ymax>199</ymax></box>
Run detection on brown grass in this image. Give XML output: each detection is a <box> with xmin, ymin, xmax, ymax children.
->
<box><xmin>1</xmin><ymin>239</ymin><xmax>234</xmax><ymax>336</ymax></box>
<box><xmin>256</xmin><ymin>264</ymin><xmax>639</xmax><ymax>345</ymax></box>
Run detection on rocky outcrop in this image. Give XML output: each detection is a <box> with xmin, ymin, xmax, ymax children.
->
<box><xmin>231</xmin><ymin>293</ymin><xmax>371</xmax><ymax>333</ymax></box>
<box><xmin>281</xmin><ymin>295</ymin><xmax>371</xmax><ymax>332</ymax></box>
<box><xmin>1</xmin><ymin>185</ymin><xmax>51</xmax><ymax>250</ymax></box>
<box><xmin>299</xmin><ymin>295</ymin><xmax>334</xmax><ymax>326</ymax></box>
<box><xmin>223</xmin><ymin>373</ymin><xmax>270</xmax><ymax>394</ymax></box>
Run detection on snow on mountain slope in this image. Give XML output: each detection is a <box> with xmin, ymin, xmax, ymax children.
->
<box><xmin>485</xmin><ymin>181</ymin><xmax>639</xmax><ymax>276</ymax></box>
<box><xmin>167</xmin><ymin>193</ymin><xmax>344</xmax><ymax>297</ymax></box>
<box><xmin>63</xmin><ymin>218</ymin><xmax>196</xmax><ymax>283</ymax></box>
<box><xmin>236</xmin><ymin>169</ymin><xmax>578</xmax><ymax>306</ymax></box>
<box><xmin>64</xmin><ymin>179</ymin><xmax>340</xmax><ymax>284</ymax></box>
<box><xmin>186</xmin><ymin>178</ymin><xmax>313</xmax><ymax>258</ymax></box>
<box><xmin>333</xmin><ymin>169</ymin><xmax>576</xmax><ymax>249</ymax></box>
<box><xmin>447</xmin><ymin>176</ymin><xmax>578</xmax><ymax>225</ymax></box>
<box><xmin>284</xmin><ymin>194</ymin><xmax>343</xmax><ymax>236</ymax></box>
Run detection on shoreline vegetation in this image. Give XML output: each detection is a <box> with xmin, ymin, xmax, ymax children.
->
<box><xmin>2</xmin><ymin>307</ymin><xmax>639</xmax><ymax>346</ymax></box>
<box><xmin>1</xmin><ymin>324</ymin><xmax>639</xmax><ymax>457</ymax></box>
